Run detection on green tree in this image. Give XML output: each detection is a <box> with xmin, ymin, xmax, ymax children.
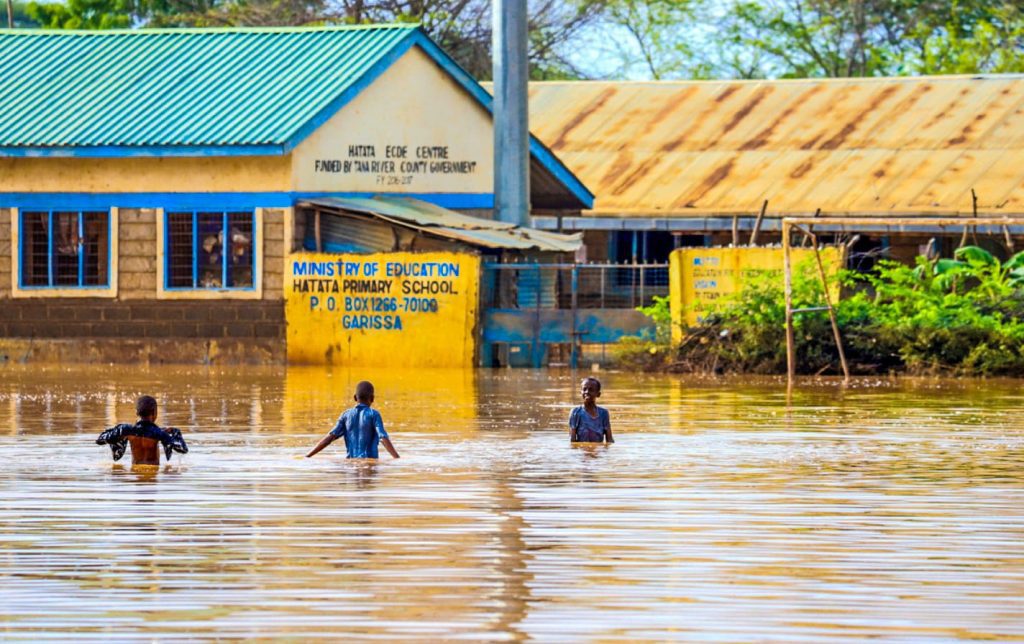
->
<box><xmin>24</xmin><ymin>0</ymin><xmax>605</xmax><ymax>80</ymax></box>
<box><xmin>28</xmin><ymin>0</ymin><xmax>132</xmax><ymax>28</ymax></box>
<box><xmin>716</xmin><ymin>0</ymin><xmax>1024</xmax><ymax>77</ymax></box>
<box><xmin>599</xmin><ymin>0</ymin><xmax>699</xmax><ymax>79</ymax></box>
<box><xmin>913</xmin><ymin>2</ymin><xmax>1024</xmax><ymax>73</ymax></box>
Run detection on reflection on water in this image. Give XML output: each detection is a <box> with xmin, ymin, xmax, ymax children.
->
<box><xmin>1</xmin><ymin>366</ymin><xmax>1023</xmax><ymax>639</ymax></box>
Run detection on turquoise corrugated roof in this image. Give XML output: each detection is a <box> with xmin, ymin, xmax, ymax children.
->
<box><xmin>0</xmin><ymin>25</ymin><xmax>417</xmax><ymax>149</ymax></box>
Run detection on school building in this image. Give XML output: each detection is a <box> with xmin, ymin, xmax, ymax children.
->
<box><xmin>0</xmin><ymin>26</ymin><xmax>593</xmax><ymax>365</ymax></box>
<box><xmin>523</xmin><ymin>75</ymin><xmax>1024</xmax><ymax>264</ymax></box>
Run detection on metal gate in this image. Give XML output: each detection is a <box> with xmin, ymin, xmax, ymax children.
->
<box><xmin>480</xmin><ymin>263</ymin><xmax>668</xmax><ymax>367</ymax></box>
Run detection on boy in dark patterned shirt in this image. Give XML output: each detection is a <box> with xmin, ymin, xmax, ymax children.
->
<box><xmin>96</xmin><ymin>395</ymin><xmax>188</xmax><ymax>466</ymax></box>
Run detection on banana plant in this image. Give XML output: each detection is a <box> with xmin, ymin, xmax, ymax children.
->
<box><xmin>913</xmin><ymin>246</ymin><xmax>1024</xmax><ymax>294</ymax></box>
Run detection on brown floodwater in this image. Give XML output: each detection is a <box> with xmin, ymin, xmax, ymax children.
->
<box><xmin>0</xmin><ymin>365</ymin><xmax>1022</xmax><ymax>640</ymax></box>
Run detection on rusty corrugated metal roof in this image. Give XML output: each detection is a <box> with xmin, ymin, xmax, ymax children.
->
<box><xmin>524</xmin><ymin>76</ymin><xmax>1024</xmax><ymax>218</ymax></box>
<box><xmin>301</xmin><ymin>196</ymin><xmax>582</xmax><ymax>253</ymax></box>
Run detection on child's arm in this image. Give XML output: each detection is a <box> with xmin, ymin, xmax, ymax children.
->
<box><xmin>568</xmin><ymin>408</ymin><xmax>579</xmax><ymax>443</ymax></box>
<box><xmin>309</xmin><ymin>414</ymin><xmax>347</xmax><ymax>458</ymax></box>
<box><xmin>305</xmin><ymin>433</ymin><xmax>336</xmax><ymax>458</ymax></box>
<box><xmin>604</xmin><ymin>410</ymin><xmax>614</xmax><ymax>444</ymax></box>
<box><xmin>375</xmin><ymin>411</ymin><xmax>399</xmax><ymax>458</ymax></box>
<box><xmin>380</xmin><ymin>437</ymin><xmax>400</xmax><ymax>459</ymax></box>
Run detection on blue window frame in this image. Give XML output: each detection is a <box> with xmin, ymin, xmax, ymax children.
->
<box><xmin>165</xmin><ymin>210</ymin><xmax>255</xmax><ymax>290</ymax></box>
<box><xmin>19</xmin><ymin>210</ymin><xmax>112</xmax><ymax>289</ymax></box>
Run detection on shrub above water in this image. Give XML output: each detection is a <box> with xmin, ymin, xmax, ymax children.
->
<box><xmin>621</xmin><ymin>247</ymin><xmax>1024</xmax><ymax>376</ymax></box>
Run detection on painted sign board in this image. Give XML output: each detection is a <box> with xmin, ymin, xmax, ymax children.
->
<box><xmin>669</xmin><ymin>246</ymin><xmax>843</xmax><ymax>343</ymax></box>
<box><xmin>291</xmin><ymin>47</ymin><xmax>492</xmax><ymax>195</ymax></box>
<box><xmin>286</xmin><ymin>251</ymin><xmax>480</xmax><ymax>366</ymax></box>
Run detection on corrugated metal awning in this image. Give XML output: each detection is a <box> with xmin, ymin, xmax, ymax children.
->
<box><xmin>300</xmin><ymin>196</ymin><xmax>582</xmax><ymax>253</ymax></box>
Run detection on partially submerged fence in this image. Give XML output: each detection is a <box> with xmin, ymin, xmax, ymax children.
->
<box><xmin>481</xmin><ymin>263</ymin><xmax>667</xmax><ymax>367</ymax></box>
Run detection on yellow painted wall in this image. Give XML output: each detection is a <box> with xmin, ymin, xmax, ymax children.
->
<box><xmin>291</xmin><ymin>46</ymin><xmax>493</xmax><ymax>194</ymax></box>
<box><xmin>670</xmin><ymin>246</ymin><xmax>843</xmax><ymax>343</ymax></box>
<box><xmin>0</xmin><ymin>156</ymin><xmax>291</xmax><ymax>193</ymax></box>
<box><xmin>282</xmin><ymin>365</ymin><xmax>478</xmax><ymax>436</ymax></box>
<box><xmin>286</xmin><ymin>251</ymin><xmax>479</xmax><ymax>366</ymax></box>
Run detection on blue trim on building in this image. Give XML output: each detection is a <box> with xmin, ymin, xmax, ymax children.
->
<box><xmin>1</xmin><ymin>192</ymin><xmax>495</xmax><ymax>210</ymax></box>
<box><xmin>162</xmin><ymin>209</ymin><xmax>258</xmax><ymax>292</ymax></box>
<box><xmin>16</xmin><ymin>208</ymin><xmax>114</xmax><ymax>290</ymax></box>
<box><xmin>408</xmin><ymin>32</ymin><xmax>595</xmax><ymax>210</ymax></box>
<box><xmin>281</xmin><ymin>34</ymin><xmax>418</xmax><ymax>154</ymax></box>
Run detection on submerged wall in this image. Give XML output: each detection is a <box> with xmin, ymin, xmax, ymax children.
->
<box><xmin>285</xmin><ymin>251</ymin><xmax>480</xmax><ymax>366</ymax></box>
<box><xmin>669</xmin><ymin>246</ymin><xmax>843</xmax><ymax>342</ymax></box>
<box><xmin>0</xmin><ymin>207</ymin><xmax>290</xmax><ymax>364</ymax></box>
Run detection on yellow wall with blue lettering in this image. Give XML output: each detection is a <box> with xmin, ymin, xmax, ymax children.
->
<box><xmin>282</xmin><ymin>365</ymin><xmax>479</xmax><ymax>436</ymax></box>
<box><xmin>669</xmin><ymin>246</ymin><xmax>843</xmax><ymax>343</ymax></box>
<box><xmin>286</xmin><ymin>251</ymin><xmax>480</xmax><ymax>366</ymax></box>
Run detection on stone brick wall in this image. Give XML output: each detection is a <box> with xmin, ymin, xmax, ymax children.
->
<box><xmin>118</xmin><ymin>208</ymin><xmax>159</xmax><ymax>300</ymax></box>
<box><xmin>0</xmin><ymin>300</ymin><xmax>284</xmax><ymax>339</ymax></box>
<box><xmin>0</xmin><ymin>208</ymin><xmax>288</xmax><ymax>357</ymax></box>
<box><xmin>0</xmin><ymin>208</ymin><xmax>10</xmax><ymax>299</ymax></box>
<box><xmin>263</xmin><ymin>209</ymin><xmax>285</xmax><ymax>300</ymax></box>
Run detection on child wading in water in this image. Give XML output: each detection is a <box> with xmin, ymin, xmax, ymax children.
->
<box><xmin>569</xmin><ymin>377</ymin><xmax>614</xmax><ymax>444</ymax></box>
<box><xmin>307</xmin><ymin>381</ymin><xmax>400</xmax><ymax>459</ymax></box>
<box><xmin>96</xmin><ymin>395</ymin><xmax>189</xmax><ymax>466</ymax></box>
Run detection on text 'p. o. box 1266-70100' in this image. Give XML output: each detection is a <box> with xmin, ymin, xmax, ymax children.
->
<box><xmin>286</xmin><ymin>251</ymin><xmax>480</xmax><ymax>366</ymax></box>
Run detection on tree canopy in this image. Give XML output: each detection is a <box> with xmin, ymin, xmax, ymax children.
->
<box><xmin>18</xmin><ymin>0</ymin><xmax>1024</xmax><ymax>79</ymax></box>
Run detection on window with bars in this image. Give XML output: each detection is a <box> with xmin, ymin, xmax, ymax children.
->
<box><xmin>19</xmin><ymin>210</ymin><xmax>112</xmax><ymax>289</ymax></box>
<box><xmin>165</xmin><ymin>211</ymin><xmax>256</xmax><ymax>290</ymax></box>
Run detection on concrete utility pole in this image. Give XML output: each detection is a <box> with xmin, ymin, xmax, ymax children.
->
<box><xmin>492</xmin><ymin>0</ymin><xmax>530</xmax><ymax>226</ymax></box>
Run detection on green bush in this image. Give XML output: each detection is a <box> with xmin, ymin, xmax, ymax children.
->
<box><xmin>625</xmin><ymin>247</ymin><xmax>1024</xmax><ymax>376</ymax></box>
<box><xmin>611</xmin><ymin>295</ymin><xmax>672</xmax><ymax>370</ymax></box>
<box><xmin>843</xmin><ymin>248</ymin><xmax>1024</xmax><ymax>375</ymax></box>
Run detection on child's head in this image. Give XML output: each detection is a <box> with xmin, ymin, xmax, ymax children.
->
<box><xmin>136</xmin><ymin>395</ymin><xmax>158</xmax><ymax>420</ymax></box>
<box><xmin>580</xmin><ymin>377</ymin><xmax>601</xmax><ymax>403</ymax></box>
<box><xmin>354</xmin><ymin>381</ymin><xmax>375</xmax><ymax>405</ymax></box>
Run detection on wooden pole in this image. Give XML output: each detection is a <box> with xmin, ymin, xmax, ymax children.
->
<box><xmin>801</xmin><ymin>208</ymin><xmax>820</xmax><ymax>247</ymax></box>
<box><xmin>971</xmin><ymin>189</ymin><xmax>979</xmax><ymax>246</ymax></box>
<box><xmin>783</xmin><ymin>222</ymin><xmax>795</xmax><ymax>385</ymax></box>
<box><xmin>749</xmin><ymin>200</ymin><xmax>768</xmax><ymax>246</ymax></box>
<box><xmin>314</xmin><ymin>210</ymin><xmax>322</xmax><ymax>252</ymax></box>
<box><xmin>6</xmin><ymin>0</ymin><xmax>13</xmax><ymax>28</ymax></box>
<box><xmin>811</xmin><ymin>237</ymin><xmax>850</xmax><ymax>384</ymax></box>
<box><xmin>731</xmin><ymin>215</ymin><xmax>739</xmax><ymax>247</ymax></box>
<box><xmin>1004</xmin><ymin>225</ymin><xmax>1016</xmax><ymax>254</ymax></box>
<box><xmin>960</xmin><ymin>190</ymin><xmax>979</xmax><ymax>248</ymax></box>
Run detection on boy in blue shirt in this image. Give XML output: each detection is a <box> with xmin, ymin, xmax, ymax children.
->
<box><xmin>306</xmin><ymin>381</ymin><xmax>400</xmax><ymax>459</ymax></box>
<box><xmin>569</xmin><ymin>377</ymin><xmax>614</xmax><ymax>444</ymax></box>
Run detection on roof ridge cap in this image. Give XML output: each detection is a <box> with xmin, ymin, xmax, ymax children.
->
<box><xmin>0</xmin><ymin>23</ymin><xmax>420</xmax><ymax>36</ymax></box>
